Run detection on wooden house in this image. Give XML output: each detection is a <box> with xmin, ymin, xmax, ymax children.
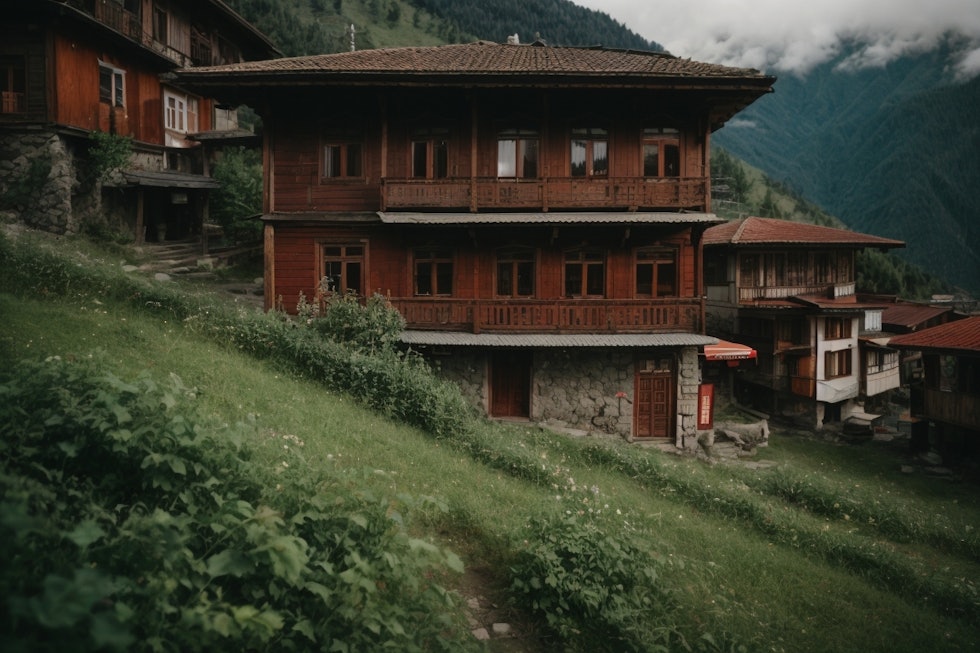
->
<box><xmin>0</xmin><ymin>0</ymin><xmax>277</xmax><ymax>241</ymax></box>
<box><xmin>880</xmin><ymin>301</ymin><xmax>960</xmax><ymax>384</ymax></box>
<box><xmin>703</xmin><ymin>217</ymin><xmax>905</xmax><ymax>428</ymax></box>
<box><xmin>175</xmin><ymin>41</ymin><xmax>775</xmax><ymax>445</ymax></box>
<box><xmin>889</xmin><ymin>316</ymin><xmax>980</xmax><ymax>459</ymax></box>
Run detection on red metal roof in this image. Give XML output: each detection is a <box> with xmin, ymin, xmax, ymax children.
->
<box><xmin>888</xmin><ymin>316</ymin><xmax>980</xmax><ymax>354</ymax></box>
<box><xmin>703</xmin><ymin>339</ymin><xmax>757</xmax><ymax>361</ymax></box>
<box><xmin>881</xmin><ymin>303</ymin><xmax>952</xmax><ymax>330</ymax></box>
<box><xmin>703</xmin><ymin>217</ymin><xmax>905</xmax><ymax>248</ymax></box>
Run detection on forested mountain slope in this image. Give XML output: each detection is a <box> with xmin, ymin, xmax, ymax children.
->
<box><xmin>714</xmin><ymin>51</ymin><xmax>980</xmax><ymax>296</ymax></box>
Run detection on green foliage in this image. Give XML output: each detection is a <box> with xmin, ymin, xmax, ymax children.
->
<box><xmin>303</xmin><ymin>287</ymin><xmax>406</xmax><ymax>354</ymax></box>
<box><xmin>0</xmin><ymin>356</ymin><xmax>476</xmax><ymax>652</ymax></box>
<box><xmin>87</xmin><ymin>132</ymin><xmax>132</xmax><ymax>182</ymax></box>
<box><xmin>210</xmin><ymin>147</ymin><xmax>263</xmax><ymax>244</ymax></box>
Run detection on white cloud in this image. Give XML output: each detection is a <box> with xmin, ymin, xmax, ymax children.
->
<box><xmin>572</xmin><ymin>0</ymin><xmax>980</xmax><ymax>78</ymax></box>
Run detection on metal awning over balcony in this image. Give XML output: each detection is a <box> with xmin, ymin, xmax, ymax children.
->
<box><xmin>378</xmin><ymin>211</ymin><xmax>721</xmax><ymax>225</ymax></box>
<box><xmin>400</xmin><ymin>331</ymin><xmax>717</xmax><ymax>348</ymax></box>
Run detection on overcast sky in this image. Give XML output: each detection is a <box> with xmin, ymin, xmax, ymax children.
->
<box><xmin>573</xmin><ymin>0</ymin><xmax>980</xmax><ymax>79</ymax></box>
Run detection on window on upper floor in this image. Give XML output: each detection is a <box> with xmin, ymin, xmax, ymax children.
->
<box><xmin>321</xmin><ymin>243</ymin><xmax>365</xmax><ymax>296</ymax></box>
<box><xmin>99</xmin><ymin>62</ymin><xmax>125</xmax><ymax>108</ymax></box>
<box><xmin>164</xmin><ymin>89</ymin><xmax>198</xmax><ymax>133</ymax></box>
<box><xmin>643</xmin><ymin>127</ymin><xmax>680</xmax><ymax>177</ymax></box>
<box><xmin>570</xmin><ymin>127</ymin><xmax>608</xmax><ymax>178</ymax></box>
<box><xmin>635</xmin><ymin>247</ymin><xmax>677</xmax><ymax>297</ymax></box>
<box><xmin>153</xmin><ymin>3</ymin><xmax>168</xmax><ymax>44</ymax></box>
<box><xmin>415</xmin><ymin>248</ymin><xmax>453</xmax><ymax>296</ymax></box>
<box><xmin>825</xmin><ymin>349</ymin><xmax>852</xmax><ymax>379</ymax></box>
<box><xmin>1</xmin><ymin>57</ymin><xmax>26</xmax><ymax>114</ymax></box>
<box><xmin>322</xmin><ymin>128</ymin><xmax>363</xmax><ymax>179</ymax></box>
<box><xmin>866</xmin><ymin>349</ymin><xmax>899</xmax><ymax>376</ymax></box>
<box><xmin>824</xmin><ymin>317</ymin><xmax>851</xmax><ymax>340</ymax></box>
<box><xmin>564</xmin><ymin>248</ymin><xmax>605</xmax><ymax>297</ymax></box>
<box><xmin>496</xmin><ymin>247</ymin><xmax>535</xmax><ymax>297</ymax></box>
<box><xmin>497</xmin><ymin>128</ymin><xmax>538</xmax><ymax>178</ymax></box>
<box><xmin>411</xmin><ymin>127</ymin><xmax>449</xmax><ymax>179</ymax></box>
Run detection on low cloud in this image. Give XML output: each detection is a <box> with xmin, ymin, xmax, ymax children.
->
<box><xmin>573</xmin><ymin>0</ymin><xmax>980</xmax><ymax>79</ymax></box>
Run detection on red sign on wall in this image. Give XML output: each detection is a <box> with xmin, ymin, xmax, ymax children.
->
<box><xmin>697</xmin><ymin>383</ymin><xmax>714</xmax><ymax>430</ymax></box>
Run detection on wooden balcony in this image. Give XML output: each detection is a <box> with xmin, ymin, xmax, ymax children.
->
<box><xmin>387</xmin><ymin>297</ymin><xmax>703</xmax><ymax>333</ymax></box>
<box><xmin>738</xmin><ymin>281</ymin><xmax>856</xmax><ymax>302</ymax></box>
<box><xmin>381</xmin><ymin>177</ymin><xmax>708</xmax><ymax>212</ymax></box>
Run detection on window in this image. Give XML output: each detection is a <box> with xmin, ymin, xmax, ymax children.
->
<box><xmin>153</xmin><ymin>4</ymin><xmax>168</xmax><ymax>44</ymax></box>
<box><xmin>321</xmin><ymin>244</ymin><xmax>364</xmax><ymax>296</ymax></box>
<box><xmin>825</xmin><ymin>349</ymin><xmax>852</xmax><ymax>378</ymax></box>
<box><xmin>643</xmin><ymin>127</ymin><xmax>680</xmax><ymax>177</ymax></box>
<box><xmin>824</xmin><ymin>317</ymin><xmax>851</xmax><ymax>340</ymax></box>
<box><xmin>1</xmin><ymin>57</ymin><xmax>26</xmax><ymax>114</ymax></box>
<box><xmin>570</xmin><ymin>127</ymin><xmax>608</xmax><ymax>177</ymax></box>
<box><xmin>411</xmin><ymin>127</ymin><xmax>449</xmax><ymax>179</ymax></box>
<box><xmin>164</xmin><ymin>90</ymin><xmax>198</xmax><ymax>133</ymax></box>
<box><xmin>99</xmin><ymin>62</ymin><xmax>125</xmax><ymax>108</ymax></box>
<box><xmin>813</xmin><ymin>252</ymin><xmax>833</xmax><ymax>284</ymax></box>
<box><xmin>322</xmin><ymin>129</ymin><xmax>363</xmax><ymax>179</ymax></box>
<box><xmin>564</xmin><ymin>248</ymin><xmax>605</xmax><ymax>297</ymax></box>
<box><xmin>739</xmin><ymin>253</ymin><xmax>761</xmax><ymax>287</ymax></box>
<box><xmin>497</xmin><ymin>128</ymin><xmax>538</xmax><ymax>178</ymax></box>
<box><xmin>866</xmin><ymin>349</ymin><xmax>898</xmax><ymax>375</ymax></box>
<box><xmin>635</xmin><ymin>247</ymin><xmax>677</xmax><ymax>297</ymax></box>
<box><xmin>415</xmin><ymin>248</ymin><xmax>453</xmax><ymax>296</ymax></box>
<box><xmin>786</xmin><ymin>251</ymin><xmax>806</xmax><ymax>286</ymax></box>
<box><xmin>496</xmin><ymin>247</ymin><xmax>535</xmax><ymax>297</ymax></box>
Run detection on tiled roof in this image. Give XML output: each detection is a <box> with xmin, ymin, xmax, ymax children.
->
<box><xmin>888</xmin><ymin>316</ymin><xmax>980</xmax><ymax>353</ymax></box>
<box><xmin>179</xmin><ymin>41</ymin><xmax>772</xmax><ymax>83</ymax></box>
<box><xmin>378</xmin><ymin>211</ymin><xmax>724</xmax><ymax>225</ymax></box>
<box><xmin>703</xmin><ymin>217</ymin><xmax>905</xmax><ymax>248</ymax></box>
<box><xmin>881</xmin><ymin>303</ymin><xmax>952</xmax><ymax>329</ymax></box>
<box><xmin>399</xmin><ymin>331</ymin><xmax>718</xmax><ymax>348</ymax></box>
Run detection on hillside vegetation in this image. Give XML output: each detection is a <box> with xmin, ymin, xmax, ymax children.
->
<box><xmin>1</xmin><ymin>228</ymin><xmax>979</xmax><ymax>652</ymax></box>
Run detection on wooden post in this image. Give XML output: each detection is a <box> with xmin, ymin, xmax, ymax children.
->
<box><xmin>469</xmin><ymin>95</ymin><xmax>478</xmax><ymax>212</ymax></box>
<box><xmin>135</xmin><ymin>187</ymin><xmax>145</xmax><ymax>245</ymax></box>
<box><xmin>263</xmin><ymin>222</ymin><xmax>275</xmax><ymax>312</ymax></box>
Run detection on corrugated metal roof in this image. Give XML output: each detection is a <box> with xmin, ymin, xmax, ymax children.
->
<box><xmin>399</xmin><ymin>331</ymin><xmax>717</xmax><ymax>348</ymax></box>
<box><xmin>703</xmin><ymin>216</ymin><xmax>905</xmax><ymax>248</ymax></box>
<box><xmin>180</xmin><ymin>41</ymin><xmax>771</xmax><ymax>82</ymax></box>
<box><xmin>888</xmin><ymin>316</ymin><xmax>980</xmax><ymax>354</ymax></box>
<box><xmin>378</xmin><ymin>211</ymin><xmax>722</xmax><ymax>225</ymax></box>
<box><xmin>881</xmin><ymin>303</ymin><xmax>952</xmax><ymax>329</ymax></box>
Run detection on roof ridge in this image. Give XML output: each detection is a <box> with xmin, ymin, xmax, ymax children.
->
<box><xmin>732</xmin><ymin>217</ymin><xmax>752</xmax><ymax>243</ymax></box>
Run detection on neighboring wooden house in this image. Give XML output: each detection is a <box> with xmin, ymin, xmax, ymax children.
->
<box><xmin>880</xmin><ymin>301</ymin><xmax>959</xmax><ymax>383</ymax></box>
<box><xmin>889</xmin><ymin>316</ymin><xmax>980</xmax><ymax>458</ymax></box>
<box><xmin>703</xmin><ymin>217</ymin><xmax>905</xmax><ymax>428</ymax></box>
<box><xmin>0</xmin><ymin>0</ymin><xmax>277</xmax><ymax>241</ymax></box>
<box><xmin>175</xmin><ymin>41</ymin><xmax>775</xmax><ymax>445</ymax></box>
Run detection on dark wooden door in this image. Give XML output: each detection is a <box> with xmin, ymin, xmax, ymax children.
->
<box><xmin>490</xmin><ymin>351</ymin><xmax>531</xmax><ymax>418</ymax></box>
<box><xmin>635</xmin><ymin>366</ymin><xmax>674</xmax><ymax>439</ymax></box>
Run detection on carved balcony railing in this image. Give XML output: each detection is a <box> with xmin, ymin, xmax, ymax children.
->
<box><xmin>381</xmin><ymin>177</ymin><xmax>708</xmax><ymax>212</ymax></box>
<box><xmin>387</xmin><ymin>297</ymin><xmax>704</xmax><ymax>333</ymax></box>
<box><xmin>737</xmin><ymin>281</ymin><xmax>856</xmax><ymax>303</ymax></box>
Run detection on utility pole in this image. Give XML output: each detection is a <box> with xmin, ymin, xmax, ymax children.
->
<box><xmin>346</xmin><ymin>23</ymin><xmax>355</xmax><ymax>51</ymax></box>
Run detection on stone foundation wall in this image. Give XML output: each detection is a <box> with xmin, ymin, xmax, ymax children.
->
<box><xmin>428</xmin><ymin>346</ymin><xmax>703</xmax><ymax>447</ymax></box>
<box><xmin>0</xmin><ymin>130</ymin><xmax>82</xmax><ymax>234</ymax></box>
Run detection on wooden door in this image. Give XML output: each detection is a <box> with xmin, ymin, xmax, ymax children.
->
<box><xmin>635</xmin><ymin>362</ymin><xmax>675</xmax><ymax>439</ymax></box>
<box><xmin>490</xmin><ymin>351</ymin><xmax>531</xmax><ymax>418</ymax></box>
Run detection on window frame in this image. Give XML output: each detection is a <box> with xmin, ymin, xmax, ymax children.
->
<box><xmin>321</xmin><ymin>128</ymin><xmax>364</xmax><ymax>180</ymax></box>
<box><xmin>98</xmin><ymin>61</ymin><xmax>125</xmax><ymax>108</ymax></box>
<box><xmin>163</xmin><ymin>88</ymin><xmax>198</xmax><ymax>134</ymax></box>
<box><xmin>318</xmin><ymin>242</ymin><xmax>366</xmax><ymax>297</ymax></box>
<box><xmin>824</xmin><ymin>349</ymin><xmax>853</xmax><ymax>379</ymax></box>
<box><xmin>642</xmin><ymin>127</ymin><xmax>680</xmax><ymax>178</ymax></box>
<box><xmin>410</xmin><ymin>127</ymin><xmax>450</xmax><ymax>179</ymax></box>
<box><xmin>634</xmin><ymin>246</ymin><xmax>678</xmax><ymax>298</ymax></box>
<box><xmin>414</xmin><ymin>247</ymin><xmax>454</xmax><ymax>296</ymax></box>
<box><xmin>564</xmin><ymin>247</ymin><xmax>606</xmax><ymax>298</ymax></box>
<box><xmin>824</xmin><ymin>317</ymin><xmax>852</xmax><ymax>340</ymax></box>
<box><xmin>570</xmin><ymin>127</ymin><xmax>608</xmax><ymax>178</ymax></box>
<box><xmin>495</xmin><ymin>247</ymin><xmax>536</xmax><ymax>297</ymax></box>
<box><xmin>497</xmin><ymin>128</ymin><xmax>539</xmax><ymax>179</ymax></box>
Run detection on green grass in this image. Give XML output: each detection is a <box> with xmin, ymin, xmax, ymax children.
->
<box><xmin>1</xmin><ymin>231</ymin><xmax>979</xmax><ymax>652</ymax></box>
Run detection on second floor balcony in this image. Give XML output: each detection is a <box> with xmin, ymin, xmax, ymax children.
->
<box><xmin>387</xmin><ymin>297</ymin><xmax>704</xmax><ymax>334</ymax></box>
<box><xmin>381</xmin><ymin>176</ymin><xmax>708</xmax><ymax>212</ymax></box>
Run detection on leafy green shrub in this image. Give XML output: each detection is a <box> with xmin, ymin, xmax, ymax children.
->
<box><xmin>306</xmin><ymin>289</ymin><xmax>406</xmax><ymax>354</ymax></box>
<box><xmin>87</xmin><ymin>132</ymin><xmax>132</xmax><ymax>182</ymax></box>
<box><xmin>0</xmin><ymin>356</ymin><xmax>477</xmax><ymax>652</ymax></box>
<box><xmin>210</xmin><ymin>146</ymin><xmax>262</xmax><ymax>243</ymax></box>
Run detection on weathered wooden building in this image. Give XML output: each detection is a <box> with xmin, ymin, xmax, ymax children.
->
<box><xmin>176</xmin><ymin>41</ymin><xmax>775</xmax><ymax>444</ymax></box>
<box><xmin>890</xmin><ymin>316</ymin><xmax>980</xmax><ymax>459</ymax></box>
<box><xmin>703</xmin><ymin>217</ymin><xmax>906</xmax><ymax>428</ymax></box>
<box><xmin>0</xmin><ymin>0</ymin><xmax>277</xmax><ymax>239</ymax></box>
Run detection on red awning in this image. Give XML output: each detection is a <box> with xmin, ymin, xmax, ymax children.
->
<box><xmin>704</xmin><ymin>340</ymin><xmax>757</xmax><ymax>362</ymax></box>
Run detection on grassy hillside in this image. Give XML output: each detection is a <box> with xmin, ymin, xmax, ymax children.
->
<box><xmin>2</xmin><ymin>229</ymin><xmax>979</xmax><ymax>651</ymax></box>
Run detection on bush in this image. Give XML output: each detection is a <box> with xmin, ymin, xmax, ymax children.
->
<box><xmin>0</xmin><ymin>356</ymin><xmax>477</xmax><ymax>652</ymax></box>
<box><xmin>210</xmin><ymin>147</ymin><xmax>262</xmax><ymax>244</ymax></box>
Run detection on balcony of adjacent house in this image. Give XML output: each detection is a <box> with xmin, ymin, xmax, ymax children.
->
<box><xmin>68</xmin><ymin>0</ymin><xmax>143</xmax><ymax>42</ymax></box>
<box><xmin>387</xmin><ymin>296</ymin><xmax>704</xmax><ymax>334</ymax></box>
<box><xmin>737</xmin><ymin>281</ymin><xmax>856</xmax><ymax>303</ymax></box>
<box><xmin>380</xmin><ymin>175</ymin><xmax>708</xmax><ymax>212</ymax></box>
